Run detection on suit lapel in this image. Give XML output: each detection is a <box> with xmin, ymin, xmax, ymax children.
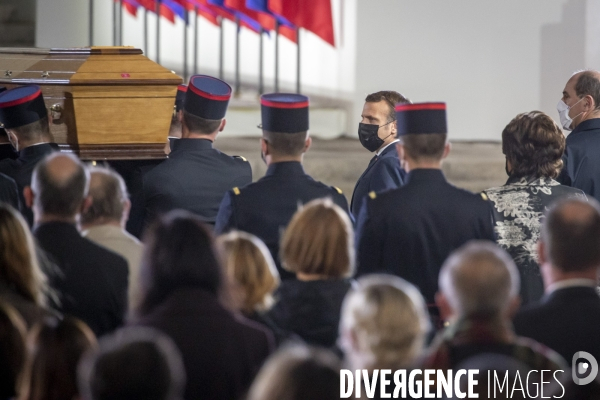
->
<box><xmin>351</xmin><ymin>155</ymin><xmax>379</xmax><ymax>208</ymax></box>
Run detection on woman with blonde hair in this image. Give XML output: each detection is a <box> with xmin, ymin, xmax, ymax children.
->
<box><xmin>0</xmin><ymin>204</ymin><xmax>54</xmax><ymax>328</ymax></box>
<box><xmin>267</xmin><ymin>198</ymin><xmax>355</xmax><ymax>348</ymax></box>
<box><xmin>339</xmin><ymin>275</ymin><xmax>430</xmax><ymax>371</ymax></box>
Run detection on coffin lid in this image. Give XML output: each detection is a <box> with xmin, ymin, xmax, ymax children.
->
<box><xmin>0</xmin><ymin>46</ymin><xmax>182</xmax><ymax>86</ymax></box>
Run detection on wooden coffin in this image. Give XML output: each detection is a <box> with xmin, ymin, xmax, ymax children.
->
<box><xmin>0</xmin><ymin>46</ymin><xmax>182</xmax><ymax>160</ymax></box>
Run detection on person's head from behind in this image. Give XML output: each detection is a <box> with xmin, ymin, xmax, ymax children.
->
<box><xmin>0</xmin><ymin>203</ymin><xmax>47</xmax><ymax>307</ymax></box>
<box><xmin>80</xmin><ymin>166</ymin><xmax>130</xmax><ymax>229</ymax></box>
<box><xmin>260</xmin><ymin>93</ymin><xmax>311</xmax><ymax>164</ymax></box>
<box><xmin>395</xmin><ymin>103</ymin><xmax>450</xmax><ymax>171</ymax></box>
<box><xmin>281</xmin><ymin>198</ymin><xmax>354</xmax><ymax>280</ymax></box>
<box><xmin>78</xmin><ymin>327</ymin><xmax>185</xmax><ymax>400</ymax></box>
<box><xmin>539</xmin><ymin>198</ymin><xmax>600</xmax><ymax>285</ymax></box>
<box><xmin>181</xmin><ymin>75</ymin><xmax>231</xmax><ymax>140</ymax></box>
<box><xmin>339</xmin><ymin>275</ymin><xmax>430</xmax><ymax>371</ymax></box>
<box><xmin>26</xmin><ymin>152</ymin><xmax>90</xmax><ymax>223</ymax></box>
<box><xmin>0</xmin><ymin>301</ymin><xmax>27</xmax><ymax>399</ymax></box>
<box><xmin>217</xmin><ymin>231</ymin><xmax>280</xmax><ymax>315</ymax></box>
<box><xmin>137</xmin><ymin>210</ymin><xmax>223</xmax><ymax>316</ymax></box>
<box><xmin>28</xmin><ymin>316</ymin><xmax>97</xmax><ymax>400</ymax></box>
<box><xmin>247</xmin><ymin>345</ymin><xmax>341</xmax><ymax>400</ymax></box>
<box><xmin>437</xmin><ymin>241</ymin><xmax>520</xmax><ymax>322</ymax></box>
<box><xmin>359</xmin><ymin>91</ymin><xmax>410</xmax><ymax>152</ymax></box>
<box><xmin>502</xmin><ymin>111</ymin><xmax>565</xmax><ymax>180</ymax></box>
<box><xmin>560</xmin><ymin>70</ymin><xmax>600</xmax><ymax>130</ymax></box>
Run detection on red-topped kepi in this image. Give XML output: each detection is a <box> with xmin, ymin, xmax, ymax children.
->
<box><xmin>395</xmin><ymin>102</ymin><xmax>447</xmax><ymax>136</ymax></box>
<box><xmin>0</xmin><ymin>85</ymin><xmax>47</xmax><ymax>129</ymax></box>
<box><xmin>175</xmin><ymin>84</ymin><xmax>187</xmax><ymax>112</ymax></box>
<box><xmin>184</xmin><ymin>75</ymin><xmax>232</xmax><ymax>120</ymax></box>
<box><xmin>260</xmin><ymin>93</ymin><xmax>309</xmax><ymax>133</ymax></box>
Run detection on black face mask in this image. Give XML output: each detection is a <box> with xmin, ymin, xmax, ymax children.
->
<box><xmin>358</xmin><ymin>121</ymin><xmax>394</xmax><ymax>152</ymax></box>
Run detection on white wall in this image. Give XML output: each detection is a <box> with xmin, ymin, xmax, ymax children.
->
<box><xmin>354</xmin><ymin>0</ymin><xmax>597</xmax><ymax>141</ymax></box>
<box><xmin>36</xmin><ymin>0</ymin><xmax>356</xmax><ymax>97</ymax></box>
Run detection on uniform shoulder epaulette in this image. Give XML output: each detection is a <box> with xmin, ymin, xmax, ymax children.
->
<box><xmin>368</xmin><ymin>191</ymin><xmax>377</xmax><ymax>199</ymax></box>
<box><xmin>480</xmin><ymin>192</ymin><xmax>489</xmax><ymax>201</ymax></box>
<box><xmin>333</xmin><ymin>186</ymin><xmax>343</xmax><ymax>194</ymax></box>
<box><xmin>233</xmin><ymin>155</ymin><xmax>247</xmax><ymax>162</ymax></box>
<box><xmin>233</xmin><ymin>187</ymin><xmax>241</xmax><ymax>195</ymax></box>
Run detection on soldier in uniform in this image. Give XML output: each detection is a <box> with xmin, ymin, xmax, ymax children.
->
<box><xmin>214</xmin><ymin>93</ymin><xmax>350</xmax><ymax>279</ymax></box>
<box><xmin>0</xmin><ymin>85</ymin><xmax>59</xmax><ymax>225</ymax></box>
<box><xmin>0</xmin><ymin>173</ymin><xmax>19</xmax><ymax>210</ymax></box>
<box><xmin>0</xmin><ymin>87</ymin><xmax>18</xmax><ymax>162</ymax></box>
<box><xmin>165</xmin><ymin>84</ymin><xmax>187</xmax><ymax>155</ymax></box>
<box><xmin>143</xmin><ymin>75</ymin><xmax>251</xmax><ymax>226</ymax></box>
<box><xmin>355</xmin><ymin>102</ymin><xmax>495</xmax><ymax>314</ymax></box>
<box><xmin>351</xmin><ymin>90</ymin><xmax>409</xmax><ymax>217</ymax></box>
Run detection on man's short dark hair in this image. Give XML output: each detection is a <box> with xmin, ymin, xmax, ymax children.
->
<box><xmin>81</xmin><ymin>167</ymin><xmax>129</xmax><ymax>225</ymax></box>
<box><xmin>32</xmin><ymin>153</ymin><xmax>89</xmax><ymax>218</ymax></box>
<box><xmin>575</xmin><ymin>71</ymin><xmax>600</xmax><ymax>110</ymax></box>
<box><xmin>263</xmin><ymin>130</ymin><xmax>308</xmax><ymax>157</ymax></box>
<box><xmin>365</xmin><ymin>91</ymin><xmax>410</xmax><ymax>122</ymax></box>
<box><xmin>182</xmin><ymin>111</ymin><xmax>221</xmax><ymax>134</ymax></box>
<box><xmin>502</xmin><ymin>111</ymin><xmax>565</xmax><ymax>179</ymax></box>
<box><xmin>542</xmin><ymin>198</ymin><xmax>600</xmax><ymax>272</ymax></box>
<box><xmin>9</xmin><ymin>116</ymin><xmax>50</xmax><ymax>142</ymax></box>
<box><xmin>400</xmin><ymin>133</ymin><xmax>447</xmax><ymax>162</ymax></box>
<box><xmin>78</xmin><ymin>327</ymin><xmax>185</xmax><ymax>400</ymax></box>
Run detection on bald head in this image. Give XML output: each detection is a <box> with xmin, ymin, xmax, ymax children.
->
<box><xmin>81</xmin><ymin>167</ymin><xmax>129</xmax><ymax>226</ymax></box>
<box><xmin>31</xmin><ymin>153</ymin><xmax>89</xmax><ymax>219</ymax></box>
<box><xmin>439</xmin><ymin>241</ymin><xmax>519</xmax><ymax>318</ymax></box>
<box><xmin>571</xmin><ymin>70</ymin><xmax>600</xmax><ymax>110</ymax></box>
<box><xmin>541</xmin><ymin>198</ymin><xmax>600</xmax><ymax>272</ymax></box>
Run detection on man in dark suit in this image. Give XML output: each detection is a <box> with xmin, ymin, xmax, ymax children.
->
<box><xmin>351</xmin><ymin>90</ymin><xmax>409</xmax><ymax>217</ymax></box>
<box><xmin>0</xmin><ymin>173</ymin><xmax>19</xmax><ymax>210</ymax></box>
<box><xmin>0</xmin><ymin>85</ymin><xmax>60</xmax><ymax>225</ymax></box>
<box><xmin>557</xmin><ymin>70</ymin><xmax>600</xmax><ymax>202</ymax></box>
<box><xmin>355</xmin><ymin>102</ymin><xmax>496</xmax><ymax>307</ymax></box>
<box><xmin>27</xmin><ymin>152</ymin><xmax>128</xmax><ymax>337</ymax></box>
<box><xmin>143</xmin><ymin>75</ymin><xmax>251</xmax><ymax>227</ymax></box>
<box><xmin>513</xmin><ymin>198</ymin><xmax>600</xmax><ymax>362</ymax></box>
<box><xmin>215</xmin><ymin>93</ymin><xmax>349</xmax><ymax>279</ymax></box>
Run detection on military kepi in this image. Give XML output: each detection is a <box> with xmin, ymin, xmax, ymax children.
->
<box><xmin>395</xmin><ymin>102</ymin><xmax>447</xmax><ymax>135</ymax></box>
<box><xmin>184</xmin><ymin>75</ymin><xmax>231</xmax><ymax>120</ymax></box>
<box><xmin>260</xmin><ymin>93</ymin><xmax>309</xmax><ymax>133</ymax></box>
<box><xmin>0</xmin><ymin>85</ymin><xmax>47</xmax><ymax>129</ymax></box>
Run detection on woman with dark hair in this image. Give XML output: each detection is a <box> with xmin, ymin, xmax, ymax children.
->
<box><xmin>27</xmin><ymin>316</ymin><xmax>97</xmax><ymax>400</ymax></box>
<box><xmin>132</xmin><ymin>210</ymin><xmax>274</xmax><ymax>400</ymax></box>
<box><xmin>484</xmin><ymin>111</ymin><xmax>586</xmax><ymax>305</ymax></box>
<box><xmin>0</xmin><ymin>204</ymin><xmax>56</xmax><ymax>328</ymax></box>
<box><xmin>0</xmin><ymin>301</ymin><xmax>27</xmax><ymax>400</ymax></box>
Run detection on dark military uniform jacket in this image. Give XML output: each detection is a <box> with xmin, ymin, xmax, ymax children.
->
<box><xmin>355</xmin><ymin>168</ymin><xmax>496</xmax><ymax>304</ymax></box>
<box><xmin>143</xmin><ymin>138</ymin><xmax>252</xmax><ymax>226</ymax></box>
<box><xmin>0</xmin><ymin>143</ymin><xmax>17</xmax><ymax>162</ymax></box>
<box><xmin>214</xmin><ymin>161</ymin><xmax>350</xmax><ymax>279</ymax></box>
<box><xmin>350</xmin><ymin>141</ymin><xmax>406</xmax><ymax>217</ymax></box>
<box><xmin>558</xmin><ymin>118</ymin><xmax>600</xmax><ymax>202</ymax></box>
<box><xmin>0</xmin><ymin>172</ymin><xmax>19</xmax><ymax>210</ymax></box>
<box><xmin>0</xmin><ymin>142</ymin><xmax>59</xmax><ymax>225</ymax></box>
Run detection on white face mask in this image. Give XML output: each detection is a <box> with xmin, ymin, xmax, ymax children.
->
<box><xmin>557</xmin><ymin>98</ymin><xmax>584</xmax><ymax>131</ymax></box>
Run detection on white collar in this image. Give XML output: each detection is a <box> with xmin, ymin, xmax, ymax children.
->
<box><xmin>546</xmin><ymin>278</ymin><xmax>596</xmax><ymax>294</ymax></box>
<box><xmin>376</xmin><ymin>139</ymin><xmax>399</xmax><ymax>156</ymax></box>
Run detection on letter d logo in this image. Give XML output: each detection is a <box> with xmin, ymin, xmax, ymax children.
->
<box><xmin>572</xmin><ymin>351</ymin><xmax>598</xmax><ymax>385</ymax></box>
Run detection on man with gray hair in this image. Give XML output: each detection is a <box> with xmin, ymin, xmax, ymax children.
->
<box><xmin>557</xmin><ymin>70</ymin><xmax>600</xmax><ymax>201</ymax></box>
<box><xmin>26</xmin><ymin>153</ymin><xmax>128</xmax><ymax>337</ymax></box>
<box><xmin>81</xmin><ymin>167</ymin><xmax>143</xmax><ymax>310</ymax></box>
<box><xmin>419</xmin><ymin>241</ymin><xmax>565</xmax><ymax>371</ymax></box>
<box><xmin>514</xmin><ymin>198</ymin><xmax>600</xmax><ymax>362</ymax></box>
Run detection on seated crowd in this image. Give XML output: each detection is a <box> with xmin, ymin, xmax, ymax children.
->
<box><xmin>1</xmin><ymin>70</ymin><xmax>600</xmax><ymax>400</ymax></box>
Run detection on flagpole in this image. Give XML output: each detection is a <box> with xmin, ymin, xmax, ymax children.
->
<box><xmin>183</xmin><ymin>10</ymin><xmax>189</xmax><ymax>82</ymax></box>
<box><xmin>296</xmin><ymin>27</ymin><xmax>300</xmax><ymax>94</ymax></box>
<box><xmin>259</xmin><ymin>28</ymin><xmax>264</xmax><ymax>95</ymax></box>
<box><xmin>274</xmin><ymin>20</ymin><xmax>279</xmax><ymax>92</ymax></box>
<box><xmin>234</xmin><ymin>16</ymin><xmax>241</xmax><ymax>96</ymax></box>
<box><xmin>156</xmin><ymin>0</ymin><xmax>161</xmax><ymax>64</ymax></box>
<box><xmin>193</xmin><ymin>6</ymin><xmax>199</xmax><ymax>75</ymax></box>
<box><xmin>219</xmin><ymin>16</ymin><xmax>224</xmax><ymax>80</ymax></box>
<box><xmin>144</xmin><ymin>8</ymin><xmax>149</xmax><ymax>56</ymax></box>
<box><xmin>89</xmin><ymin>0</ymin><xmax>94</xmax><ymax>46</ymax></box>
<box><xmin>119</xmin><ymin>0</ymin><xmax>124</xmax><ymax>46</ymax></box>
<box><xmin>113</xmin><ymin>0</ymin><xmax>117</xmax><ymax>46</ymax></box>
